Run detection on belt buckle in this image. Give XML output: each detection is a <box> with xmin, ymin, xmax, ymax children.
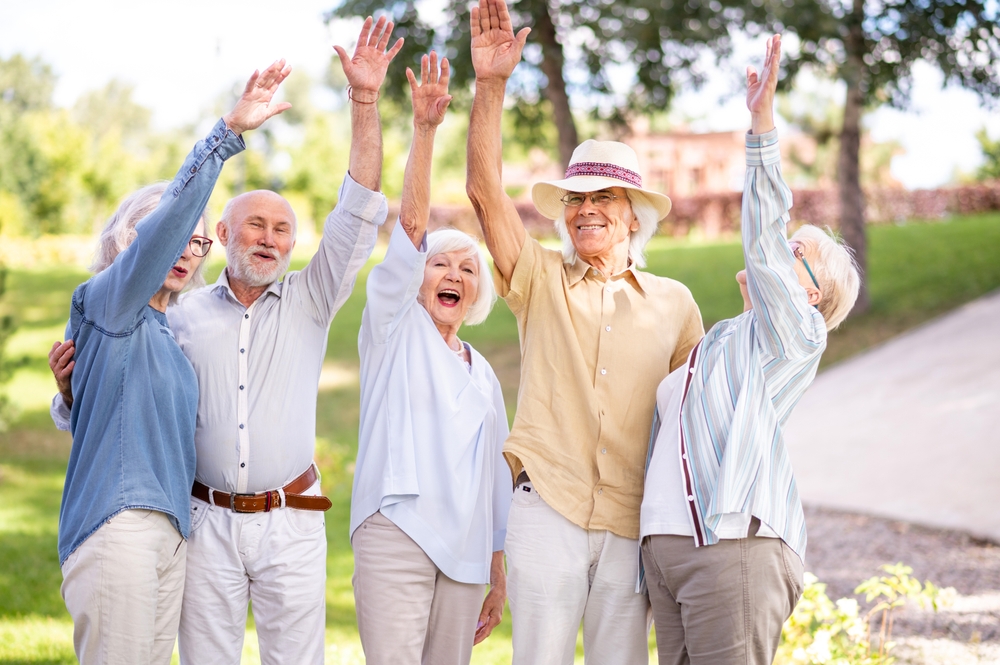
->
<box><xmin>230</xmin><ymin>492</ymin><xmax>258</xmax><ymax>513</ymax></box>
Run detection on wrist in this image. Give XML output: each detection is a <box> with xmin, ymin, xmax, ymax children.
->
<box><xmin>222</xmin><ymin>114</ymin><xmax>244</xmax><ymax>136</ymax></box>
<box><xmin>475</xmin><ymin>77</ymin><xmax>509</xmax><ymax>92</ymax></box>
<box><xmin>750</xmin><ymin>112</ymin><xmax>774</xmax><ymax>135</ymax></box>
<box><xmin>348</xmin><ymin>86</ymin><xmax>380</xmax><ymax>104</ymax></box>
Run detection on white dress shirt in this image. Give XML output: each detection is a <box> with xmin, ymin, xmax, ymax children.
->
<box><xmin>351</xmin><ymin>221</ymin><xmax>512</xmax><ymax>585</ymax></box>
<box><xmin>170</xmin><ymin>173</ymin><xmax>386</xmax><ymax>493</ymax></box>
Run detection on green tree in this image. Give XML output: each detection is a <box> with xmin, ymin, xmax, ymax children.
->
<box><xmin>975</xmin><ymin>127</ymin><xmax>1000</xmax><ymax>181</ymax></box>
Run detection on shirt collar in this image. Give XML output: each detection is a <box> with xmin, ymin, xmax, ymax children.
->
<box><xmin>565</xmin><ymin>257</ymin><xmax>648</xmax><ymax>295</ymax></box>
<box><xmin>212</xmin><ymin>268</ymin><xmax>282</xmax><ymax>304</ymax></box>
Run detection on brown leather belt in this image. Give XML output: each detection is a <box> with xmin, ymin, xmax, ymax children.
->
<box><xmin>192</xmin><ymin>465</ymin><xmax>333</xmax><ymax>513</ymax></box>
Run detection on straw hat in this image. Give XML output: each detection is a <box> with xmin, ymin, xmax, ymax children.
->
<box><xmin>531</xmin><ymin>140</ymin><xmax>672</xmax><ymax>221</ymax></box>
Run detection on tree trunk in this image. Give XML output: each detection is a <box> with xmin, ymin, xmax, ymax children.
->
<box><xmin>838</xmin><ymin>0</ymin><xmax>870</xmax><ymax>314</ymax></box>
<box><xmin>531</xmin><ymin>0</ymin><xmax>578</xmax><ymax>169</ymax></box>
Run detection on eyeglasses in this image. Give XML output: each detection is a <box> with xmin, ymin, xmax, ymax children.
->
<box><xmin>560</xmin><ymin>191</ymin><xmax>623</xmax><ymax>208</ymax></box>
<box><xmin>789</xmin><ymin>241</ymin><xmax>819</xmax><ymax>290</ymax></box>
<box><xmin>189</xmin><ymin>235</ymin><xmax>213</xmax><ymax>258</ymax></box>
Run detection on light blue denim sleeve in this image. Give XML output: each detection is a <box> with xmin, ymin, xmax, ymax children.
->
<box><xmin>85</xmin><ymin>119</ymin><xmax>244</xmax><ymax>330</ymax></box>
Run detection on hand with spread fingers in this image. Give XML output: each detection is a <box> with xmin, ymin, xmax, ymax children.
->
<box><xmin>470</xmin><ymin>0</ymin><xmax>531</xmax><ymax>82</ymax></box>
<box><xmin>406</xmin><ymin>51</ymin><xmax>452</xmax><ymax>130</ymax></box>
<box><xmin>746</xmin><ymin>34</ymin><xmax>781</xmax><ymax>135</ymax></box>
<box><xmin>222</xmin><ymin>59</ymin><xmax>293</xmax><ymax>136</ymax></box>
<box><xmin>334</xmin><ymin>15</ymin><xmax>404</xmax><ymax>101</ymax></box>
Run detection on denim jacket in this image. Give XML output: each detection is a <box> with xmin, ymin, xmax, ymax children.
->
<box><xmin>58</xmin><ymin>119</ymin><xmax>244</xmax><ymax>564</ymax></box>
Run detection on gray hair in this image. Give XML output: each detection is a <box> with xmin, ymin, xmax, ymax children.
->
<box><xmin>790</xmin><ymin>224</ymin><xmax>861</xmax><ymax>331</ymax></box>
<box><xmin>425</xmin><ymin>228</ymin><xmax>497</xmax><ymax>326</ymax></box>
<box><xmin>91</xmin><ymin>182</ymin><xmax>210</xmax><ymax>304</ymax></box>
<box><xmin>553</xmin><ymin>190</ymin><xmax>661</xmax><ymax>269</ymax></box>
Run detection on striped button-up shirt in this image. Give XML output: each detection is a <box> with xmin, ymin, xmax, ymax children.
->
<box><xmin>653</xmin><ymin>129</ymin><xmax>825</xmax><ymax>561</ymax></box>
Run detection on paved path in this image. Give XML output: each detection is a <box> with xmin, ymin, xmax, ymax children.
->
<box><xmin>784</xmin><ymin>289</ymin><xmax>1000</xmax><ymax>543</ymax></box>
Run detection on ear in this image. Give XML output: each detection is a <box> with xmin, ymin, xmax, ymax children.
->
<box><xmin>216</xmin><ymin>220</ymin><xmax>229</xmax><ymax>246</ymax></box>
<box><xmin>805</xmin><ymin>285</ymin><xmax>823</xmax><ymax>307</ymax></box>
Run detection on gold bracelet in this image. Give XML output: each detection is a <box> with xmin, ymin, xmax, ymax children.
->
<box><xmin>347</xmin><ymin>86</ymin><xmax>379</xmax><ymax>104</ymax></box>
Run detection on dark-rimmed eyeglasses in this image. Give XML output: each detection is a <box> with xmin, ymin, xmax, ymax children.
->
<box><xmin>789</xmin><ymin>240</ymin><xmax>819</xmax><ymax>290</ymax></box>
<box><xmin>560</xmin><ymin>191</ymin><xmax>623</xmax><ymax>208</ymax></box>
<box><xmin>189</xmin><ymin>235</ymin><xmax>213</xmax><ymax>258</ymax></box>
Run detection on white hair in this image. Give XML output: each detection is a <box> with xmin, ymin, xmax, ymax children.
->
<box><xmin>791</xmin><ymin>224</ymin><xmax>861</xmax><ymax>330</ymax></box>
<box><xmin>553</xmin><ymin>189</ymin><xmax>661</xmax><ymax>268</ymax></box>
<box><xmin>92</xmin><ymin>182</ymin><xmax>210</xmax><ymax>304</ymax></box>
<box><xmin>425</xmin><ymin>228</ymin><xmax>497</xmax><ymax>326</ymax></box>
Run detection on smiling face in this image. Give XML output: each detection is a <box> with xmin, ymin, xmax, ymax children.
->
<box><xmin>161</xmin><ymin>220</ymin><xmax>208</xmax><ymax>294</ymax></box>
<box><xmin>417</xmin><ymin>249</ymin><xmax>480</xmax><ymax>334</ymax></box>
<box><xmin>218</xmin><ymin>191</ymin><xmax>296</xmax><ymax>288</ymax></box>
<box><xmin>563</xmin><ymin>187</ymin><xmax>639</xmax><ymax>267</ymax></box>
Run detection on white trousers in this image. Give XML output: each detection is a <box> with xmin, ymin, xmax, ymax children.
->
<box><xmin>60</xmin><ymin>509</ymin><xmax>187</xmax><ymax>665</ymax></box>
<box><xmin>178</xmin><ymin>482</ymin><xmax>327</xmax><ymax>665</ymax></box>
<box><xmin>352</xmin><ymin>511</ymin><xmax>486</xmax><ymax>665</ymax></box>
<box><xmin>506</xmin><ymin>482</ymin><xmax>651</xmax><ymax>665</ymax></box>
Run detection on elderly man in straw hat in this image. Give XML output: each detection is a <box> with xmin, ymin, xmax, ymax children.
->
<box><xmin>465</xmin><ymin>0</ymin><xmax>703</xmax><ymax>661</ymax></box>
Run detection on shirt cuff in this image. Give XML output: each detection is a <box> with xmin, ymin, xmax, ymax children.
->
<box><xmin>211</xmin><ymin>118</ymin><xmax>247</xmax><ymax>160</ymax></box>
<box><xmin>745</xmin><ymin>128</ymin><xmax>780</xmax><ymax>167</ymax></box>
<box><xmin>338</xmin><ymin>172</ymin><xmax>389</xmax><ymax>225</ymax></box>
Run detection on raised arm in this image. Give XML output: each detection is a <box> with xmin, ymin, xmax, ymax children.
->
<box><xmin>466</xmin><ymin>0</ymin><xmax>531</xmax><ymax>281</ymax></box>
<box><xmin>399</xmin><ymin>52</ymin><xmax>452</xmax><ymax>248</ymax></box>
<box><xmin>743</xmin><ymin>35</ymin><xmax>825</xmax><ymax>358</ymax></box>
<box><xmin>334</xmin><ymin>16</ymin><xmax>404</xmax><ymax>191</ymax></box>
<box><xmin>95</xmin><ymin>60</ymin><xmax>291</xmax><ymax>326</ymax></box>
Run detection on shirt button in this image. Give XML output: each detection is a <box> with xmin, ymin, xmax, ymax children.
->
<box><xmin>606</xmin><ymin>287</ymin><xmax>612</xmax><ymax>293</ymax></box>
<box><xmin>601</xmin><ymin>448</ymin><xmax>607</xmax><ymax>454</ymax></box>
<box><xmin>597</xmin><ymin>489</ymin><xmax>603</xmax><ymax>495</ymax></box>
<box><xmin>690</xmin><ymin>367</ymin><xmax>695</xmax><ymax>373</ymax></box>
<box><xmin>244</xmin><ymin>313</ymin><xmax>250</xmax><ymax>319</ymax></box>
<box><xmin>682</xmin><ymin>454</ymin><xmax>688</xmax><ymax>460</ymax></box>
<box><xmin>190</xmin><ymin>167</ymin><xmax>197</xmax><ymax>173</ymax></box>
<box><xmin>241</xmin><ymin>348</ymin><xmax>245</xmax><ymax>353</ymax></box>
<box><xmin>600</xmin><ymin>369</ymin><xmax>607</xmax><ymax>375</ymax></box>
<box><xmin>239</xmin><ymin>385</ymin><xmax>244</xmax><ymax>390</ymax></box>
<box><xmin>240</xmin><ymin>462</ymin><xmax>245</xmax><ymax>468</ymax></box>
<box><xmin>605</xmin><ymin>326</ymin><xmax>611</xmax><ymax>332</ymax></box>
<box><xmin>687</xmin><ymin>495</ymin><xmax>695</xmax><ymax>502</ymax></box>
<box><xmin>239</xmin><ymin>424</ymin><xmax>244</xmax><ymax>429</ymax></box>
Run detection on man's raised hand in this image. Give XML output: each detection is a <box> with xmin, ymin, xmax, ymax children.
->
<box><xmin>746</xmin><ymin>34</ymin><xmax>781</xmax><ymax>135</ymax></box>
<box><xmin>223</xmin><ymin>59</ymin><xmax>293</xmax><ymax>136</ymax></box>
<box><xmin>407</xmin><ymin>51</ymin><xmax>452</xmax><ymax>130</ymax></box>
<box><xmin>471</xmin><ymin>0</ymin><xmax>530</xmax><ymax>82</ymax></box>
<box><xmin>334</xmin><ymin>16</ymin><xmax>404</xmax><ymax>101</ymax></box>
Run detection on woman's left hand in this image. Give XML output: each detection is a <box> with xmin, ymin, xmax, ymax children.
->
<box><xmin>474</xmin><ymin>550</ymin><xmax>507</xmax><ymax>645</ymax></box>
<box><xmin>223</xmin><ymin>59</ymin><xmax>293</xmax><ymax>136</ymax></box>
<box><xmin>474</xmin><ymin>583</ymin><xmax>505</xmax><ymax>644</ymax></box>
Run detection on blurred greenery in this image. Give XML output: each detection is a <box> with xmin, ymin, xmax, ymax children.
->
<box><xmin>1</xmin><ymin>212</ymin><xmax>1000</xmax><ymax>662</ymax></box>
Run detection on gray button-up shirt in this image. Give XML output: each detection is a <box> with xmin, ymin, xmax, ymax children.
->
<box><xmin>169</xmin><ymin>174</ymin><xmax>387</xmax><ymax>493</ymax></box>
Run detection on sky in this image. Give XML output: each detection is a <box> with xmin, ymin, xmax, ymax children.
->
<box><xmin>3</xmin><ymin>0</ymin><xmax>999</xmax><ymax>190</ymax></box>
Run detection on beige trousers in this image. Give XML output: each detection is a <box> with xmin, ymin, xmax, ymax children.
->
<box><xmin>352</xmin><ymin>511</ymin><xmax>486</xmax><ymax>665</ymax></box>
<box><xmin>640</xmin><ymin>520</ymin><xmax>804</xmax><ymax>665</ymax></box>
<box><xmin>506</xmin><ymin>482</ymin><xmax>651</xmax><ymax>665</ymax></box>
<box><xmin>60</xmin><ymin>509</ymin><xmax>187</xmax><ymax>665</ymax></box>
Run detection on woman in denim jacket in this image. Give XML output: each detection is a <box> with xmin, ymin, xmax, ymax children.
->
<box><xmin>48</xmin><ymin>61</ymin><xmax>291</xmax><ymax>665</ymax></box>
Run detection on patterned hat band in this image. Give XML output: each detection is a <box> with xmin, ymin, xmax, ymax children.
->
<box><xmin>564</xmin><ymin>161</ymin><xmax>643</xmax><ymax>188</ymax></box>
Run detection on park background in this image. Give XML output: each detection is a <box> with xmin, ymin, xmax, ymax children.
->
<box><xmin>2</xmin><ymin>0</ymin><xmax>1000</xmax><ymax>663</ymax></box>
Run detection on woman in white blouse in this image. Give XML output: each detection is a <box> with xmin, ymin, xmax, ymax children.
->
<box><xmin>349</xmin><ymin>52</ymin><xmax>511</xmax><ymax>665</ymax></box>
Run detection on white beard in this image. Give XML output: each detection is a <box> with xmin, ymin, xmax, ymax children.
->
<box><xmin>227</xmin><ymin>242</ymin><xmax>291</xmax><ymax>287</ymax></box>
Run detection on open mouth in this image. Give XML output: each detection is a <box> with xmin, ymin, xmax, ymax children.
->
<box><xmin>437</xmin><ymin>289</ymin><xmax>461</xmax><ymax>307</ymax></box>
<box><xmin>253</xmin><ymin>251</ymin><xmax>276</xmax><ymax>262</ymax></box>
<box><xmin>171</xmin><ymin>265</ymin><xmax>188</xmax><ymax>278</ymax></box>
<box><xmin>577</xmin><ymin>224</ymin><xmax>605</xmax><ymax>232</ymax></box>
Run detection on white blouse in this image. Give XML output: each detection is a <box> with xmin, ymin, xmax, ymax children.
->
<box><xmin>351</xmin><ymin>221</ymin><xmax>512</xmax><ymax>584</ymax></box>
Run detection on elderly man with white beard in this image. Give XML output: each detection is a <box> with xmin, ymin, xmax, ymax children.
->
<box><xmin>50</xmin><ymin>16</ymin><xmax>402</xmax><ymax>665</ymax></box>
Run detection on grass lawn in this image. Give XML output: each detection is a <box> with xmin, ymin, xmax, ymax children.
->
<box><xmin>2</xmin><ymin>212</ymin><xmax>1000</xmax><ymax>663</ymax></box>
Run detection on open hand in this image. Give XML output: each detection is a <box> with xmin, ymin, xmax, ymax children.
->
<box><xmin>746</xmin><ymin>34</ymin><xmax>781</xmax><ymax>134</ymax></box>
<box><xmin>223</xmin><ymin>59</ymin><xmax>293</xmax><ymax>136</ymax></box>
<box><xmin>470</xmin><ymin>0</ymin><xmax>530</xmax><ymax>82</ymax></box>
<box><xmin>48</xmin><ymin>340</ymin><xmax>75</xmax><ymax>408</ymax></box>
<box><xmin>333</xmin><ymin>16</ymin><xmax>404</xmax><ymax>99</ymax></box>
<box><xmin>407</xmin><ymin>51</ymin><xmax>452</xmax><ymax>130</ymax></box>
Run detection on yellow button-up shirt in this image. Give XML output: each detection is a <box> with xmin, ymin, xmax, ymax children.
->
<box><xmin>498</xmin><ymin>237</ymin><xmax>704</xmax><ymax>539</ymax></box>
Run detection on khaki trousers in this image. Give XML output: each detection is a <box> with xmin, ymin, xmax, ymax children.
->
<box><xmin>640</xmin><ymin>521</ymin><xmax>804</xmax><ymax>665</ymax></box>
<box><xmin>506</xmin><ymin>482</ymin><xmax>651</xmax><ymax>665</ymax></box>
<box><xmin>352</xmin><ymin>511</ymin><xmax>486</xmax><ymax>665</ymax></box>
<box><xmin>60</xmin><ymin>509</ymin><xmax>186</xmax><ymax>665</ymax></box>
